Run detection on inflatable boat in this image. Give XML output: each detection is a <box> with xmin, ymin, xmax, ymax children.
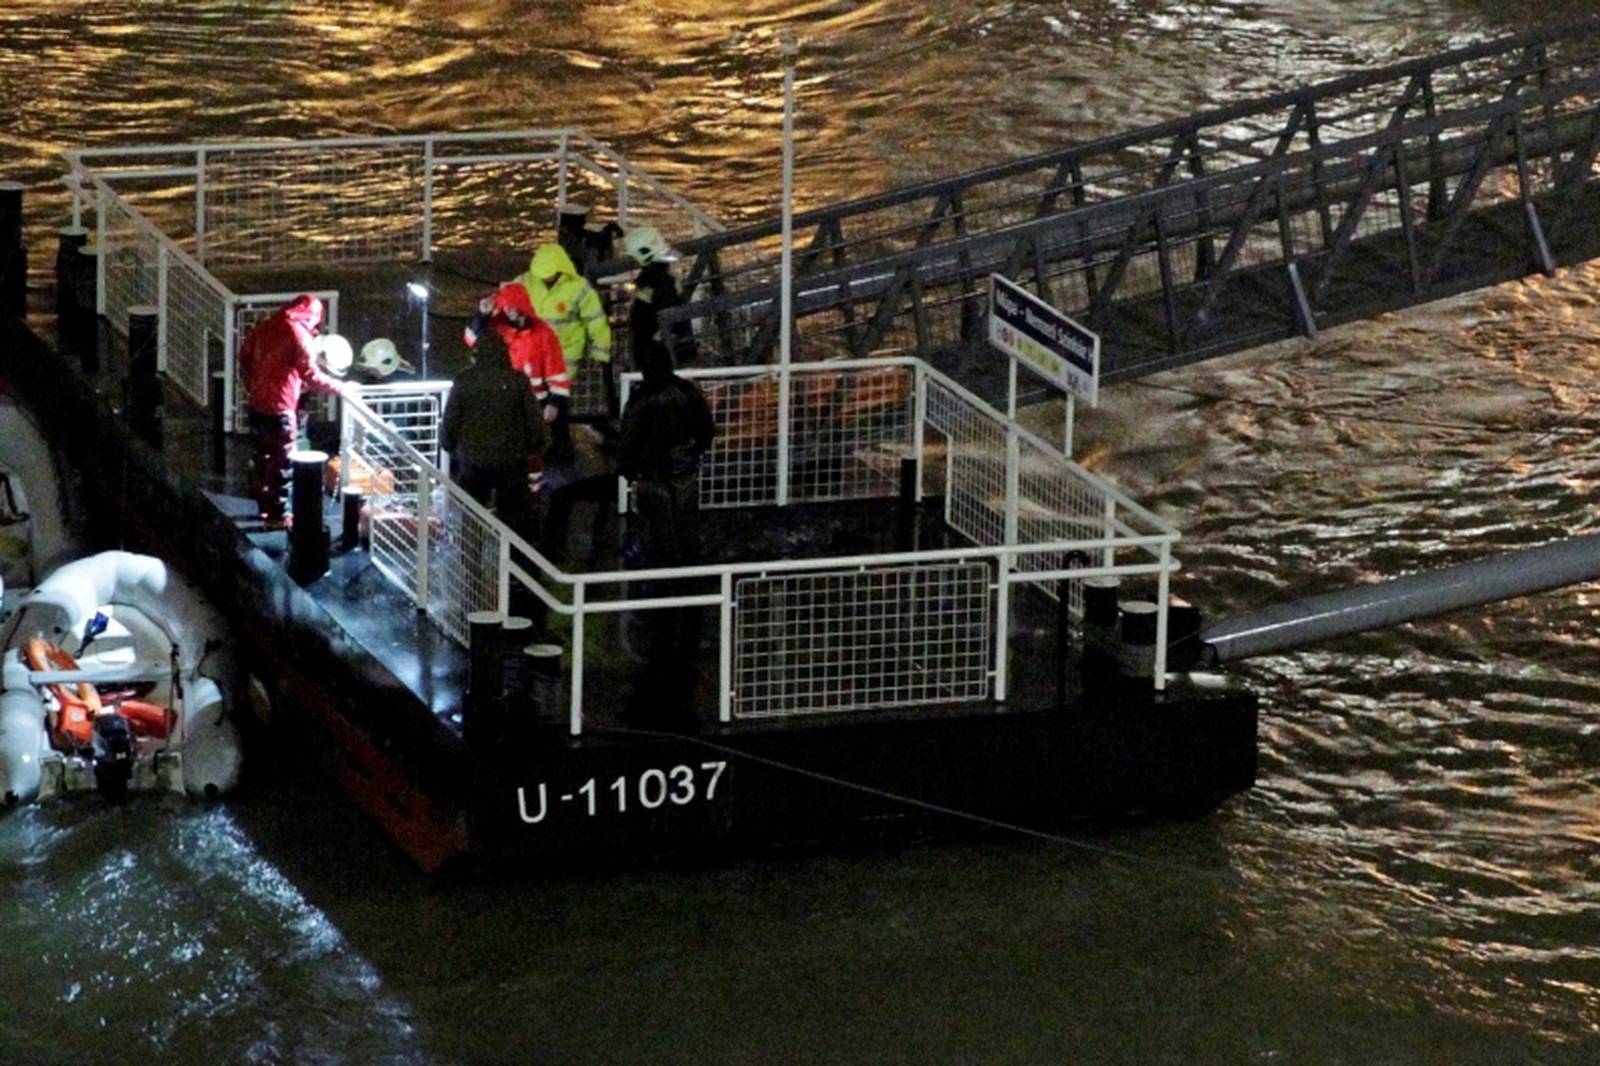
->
<box><xmin>0</xmin><ymin>551</ymin><xmax>242</xmax><ymax>804</ymax></box>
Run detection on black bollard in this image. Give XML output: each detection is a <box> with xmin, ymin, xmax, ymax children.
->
<box><xmin>1080</xmin><ymin>575</ymin><xmax>1121</xmax><ymax>690</ymax></box>
<box><xmin>0</xmin><ymin>181</ymin><xmax>24</xmax><ymax>319</ymax></box>
<box><xmin>209</xmin><ymin>370</ymin><xmax>227</xmax><ymax>473</ymax></box>
<box><xmin>339</xmin><ymin>486</ymin><xmax>364</xmax><ymax>551</ymax></box>
<box><xmin>525</xmin><ymin>642</ymin><xmax>564</xmax><ymax>722</ymax></box>
<box><xmin>466</xmin><ymin>610</ymin><xmax>506</xmax><ymax>741</ymax></box>
<box><xmin>1117</xmin><ymin>600</ymin><xmax>1159</xmax><ymax>681</ymax></box>
<box><xmin>55</xmin><ymin>226</ymin><xmax>88</xmax><ymax>320</ymax></box>
<box><xmin>72</xmin><ymin>242</ymin><xmax>102</xmax><ymax>371</ymax></box>
<box><xmin>500</xmin><ymin>615</ymin><xmax>534</xmax><ymax>709</ymax></box>
<box><xmin>126</xmin><ymin>304</ymin><xmax>162</xmax><ymax>446</ymax></box>
<box><xmin>0</xmin><ymin>181</ymin><xmax>21</xmax><ymax>251</ymax></box>
<box><xmin>896</xmin><ymin>456</ymin><xmax>918</xmax><ymax>552</ymax></box>
<box><xmin>286</xmin><ymin>449</ymin><xmax>330</xmax><ymax>584</ymax></box>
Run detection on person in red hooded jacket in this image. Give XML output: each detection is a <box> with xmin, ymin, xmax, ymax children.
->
<box><xmin>464</xmin><ymin>282</ymin><xmax>570</xmax><ymax>414</ymax></box>
<box><xmin>237</xmin><ymin>294</ymin><xmax>346</xmax><ymax>527</ymax></box>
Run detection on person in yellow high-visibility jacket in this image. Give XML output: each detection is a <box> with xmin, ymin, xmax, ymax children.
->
<box><xmin>521</xmin><ymin>243</ymin><xmax>613</xmax><ymax>425</ymax></box>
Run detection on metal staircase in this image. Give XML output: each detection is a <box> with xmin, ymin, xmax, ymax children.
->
<box><xmin>657</xmin><ymin>20</ymin><xmax>1600</xmax><ymax>383</ymax></box>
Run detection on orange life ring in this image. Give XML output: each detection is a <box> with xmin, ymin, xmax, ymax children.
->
<box><xmin>23</xmin><ymin>637</ymin><xmax>174</xmax><ymax>749</ymax></box>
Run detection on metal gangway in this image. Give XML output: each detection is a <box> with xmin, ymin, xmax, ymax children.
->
<box><xmin>659</xmin><ymin>19</ymin><xmax>1600</xmax><ymax>382</ymax></box>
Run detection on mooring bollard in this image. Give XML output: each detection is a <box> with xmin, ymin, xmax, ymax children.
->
<box><xmin>466</xmin><ymin>610</ymin><xmax>506</xmax><ymax>741</ymax></box>
<box><xmin>209</xmin><ymin>370</ymin><xmax>227</xmax><ymax>474</ymax></box>
<box><xmin>896</xmin><ymin>455</ymin><xmax>918</xmax><ymax>552</ymax></box>
<box><xmin>0</xmin><ymin>181</ymin><xmax>25</xmax><ymax>319</ymax></box>
<box><xmin>339</xmin><ymin>485</ymin><xmax>364</xmax><ymax>551</ymax></box>
<box><xmin>72</xmin><ymin>241</ymin><xmax>103</xmax><ymax>371</ymax></box>
<box><xmin>1117</xmin><ymin>600</ymin><xmax>1159</xmax><ymax>681</ymax></box>
<box><xmin>524</xmin><ymin>642</ymin><xmax>564</xmax><ymax>722</ymax></box>
<box><xmin>286</xmin><ymin>449</ymin><xmax>330</xmax><ymax>584</ymax></box>
<box><xmin>1078</xmin><ymin>575</ymin><xmax>1122</xmax><ymax>695</ymax></box>
<box><xmin>126</xmin><ymin>304</ymin><xmax>161</xmax><ymax>446</ymax></box>
<box><xmin>55</xmin><ymin>225</ymin><xmax>88</xmax><ymax>320</ymax></box>
<box><xmin>500</xmin><ymin>615</ymin><xmax>534</xmax><ymax>710</ymax></box>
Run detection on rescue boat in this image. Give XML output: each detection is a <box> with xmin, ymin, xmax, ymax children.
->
<box><xmin>0</xmin><ymin>550</ymin><xmax>242</xmax><ymax>805</ymax></box>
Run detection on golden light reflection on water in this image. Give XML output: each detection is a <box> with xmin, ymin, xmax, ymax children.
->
<box><xmin>3</xmin><ymin>0</ymin><xmax>1600</xmax><ymax>1055</ymax></box>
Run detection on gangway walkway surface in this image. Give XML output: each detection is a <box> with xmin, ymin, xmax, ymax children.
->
<box><xmin>658</xmin><ymin>19</ymin><xmax>1600</xmax><ymax>383</ymax></box>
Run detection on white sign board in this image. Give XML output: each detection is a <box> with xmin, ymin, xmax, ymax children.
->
<box><xmin>988</xmin><ymin>273</ymin><xmax>1100</xmax><ymax>406</ymax></box>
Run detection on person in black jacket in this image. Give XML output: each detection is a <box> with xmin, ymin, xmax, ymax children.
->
<box><xmin>618</xmin><ymin>347</ymin><xmax>715</xmax><ymax>569</ymax></box>
<box><xmin>617</xmin><ymin>345</ymin><xmax>715</xmax><ymax>728</ymax></box>
<box><xmin>440</xmin><ymin>330</ymin><xmax>547</xmax><ymax>541</ymax></box>
<box><xmin>624</xmin><ymin>226</ymin><xmax>698</xmax><ymax>369</ymax></box>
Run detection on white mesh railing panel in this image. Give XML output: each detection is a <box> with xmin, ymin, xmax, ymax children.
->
<box><xmin>787</xmin><ymin>365</ymin><xmax>914</xmax><ymax>503</ymax></box>
<box><xmin>733</xmin><ymin>562</ymin><xmax>992</xmax><ymax>718</ymax></box>
<box><xmin>163</xmin><ymin>253</ymin><xmax>229</xmax><ymax>405</ymax></box>
<box><xmin>1016</xmin><ymin>435</ymin><xmax>1106</xmax><ymax>612</ymax></box>
<box><xmin>925</xmin><ymin>379</ymin><xmax>1007</xmax><ymax>548</ymax></box>
<box><xmin>346</xmin><ymin>415</ymin><xmax>427</xmax><ymax>600</ymax></box>
<box><xmin>204</xmin><ymin>144</ymin><xmax>425</xmax><ymax>266</ymax></box>
<box><xmin>699</xmin><ymin>374</ymin><xmax>780</xmax><ymax>509</ymax></box>
<box><xmin>100</xmin><ymin>196</ymin><xmax>159</xmax><ymax>329</ymax></box>
<box><xmin>427</xmin><ymin>488</ymin><xmax>503</xmax><ymax>646</ymax></box>
<box><xmin>359</xmin><ymin>387</ymin><xmax>448</xmax><ymax>467</ymax></box>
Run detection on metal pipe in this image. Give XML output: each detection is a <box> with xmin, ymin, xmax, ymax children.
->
<box><xmin>1201</xmin><ymin>533</ymin><xmax>1600</xmax><ymax>664</ymax></box>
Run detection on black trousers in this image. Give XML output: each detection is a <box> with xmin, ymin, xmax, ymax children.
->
<box><xmin>456</xmin><ymin>460</ymin><xmax>534</xmax><ymax>541</ymax></box>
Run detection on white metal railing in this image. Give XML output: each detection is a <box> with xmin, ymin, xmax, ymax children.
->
<box><xmin>61</xmin><ymin>130</ymin><xmax>722</xmax><ymax>418</ymax></box>
<box><xmin>341</xmin><ymin>357</ymin><xmax>1181</xmax><ymax>737</ymax></box>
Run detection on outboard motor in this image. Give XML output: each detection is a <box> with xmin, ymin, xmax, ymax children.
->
<box><xmin>91</xmin><ymin>713</ymin><xmax>133</xmax><ymax>800</ymax></box>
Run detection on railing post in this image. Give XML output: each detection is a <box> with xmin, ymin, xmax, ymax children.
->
<box><xmin>1154</xmin><ymin>540</ymin><xmax>1171</xmax><ymax>692</ymax></box>
<box><xmin>719</xmin><ymin>572</ymin><xmax>735</xmax><ymax>723</ymax></box>
<box><xmin>1102</xmin><ymin>496</ymin><xmax>1116</xmax><ymax>569</ymax></box>
<box><xmin>94</xmin><ymin>191</ymin><xmax>106</xmax><ymax>315</ymax></box>
<box><xmin>993</xmin><ymin>563</ymin><xmax>1011</xmax><ymax>703</ymax></box>
<box><xmin>156</xmin><ymin>245</ymin><xmax>169</xmax><ymax>372</ymax></box>
<box><xmin>222</xmin><ymin>300</ymin><xmax>237</xmax><ymax>432</ymax></box>
<box><xmin>569</xmin><ymin>582</ymin><xmax>586</xmax><ymax>736</ymax></box>
<box><xmin>557</xmin><ymin>131</ymin><xmax>570</xmax><ymax>212</ymax></box>
<box><xmin>912</xmin><ymin>366</ymin><xmax>927</xmax><ymax>502</ymax></box>
<box><xmin>497</xmin><ymin>535</ymin><xmax>511</xmax><ymax>617</ymax></box>
<box><xmin>415</xmin><ymin>468</ymin><xmax>432</xmax><ymax>612</ymax></box>
<box><xmin>1004</xmin><ymin>428</ymin><xmax>1020</xmax><ymax>547</ymax></box>
<box><xmin>66</xmin><ymin>171</ymin><xmax>83</xmax><ymax>231</ymax></box>
<box><xmin>776</xmin><ymin>370</ymin><xmax>791</xmax><ymax>506</ymax></box>
<box><xmin>421</xmin><ymin>137</ymin><xmax>434</xmax><ymax>262</ymax></box>
<box><xmin>338</xmin><ymin>395</ymin><xmax>353</xmax><ymax>493</ymax></box>
<box><xmin>195</xmin><ymin>147</ymin><xmax>208</xmax><ymax>264</ymax></box>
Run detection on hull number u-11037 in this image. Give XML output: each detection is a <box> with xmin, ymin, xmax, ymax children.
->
<box><xmin>517</xmin><ymin>762</ymin><xmax>728</xmax><ymax>824</ymax></box>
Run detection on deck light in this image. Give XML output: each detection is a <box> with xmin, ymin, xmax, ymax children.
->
<box><xmin>405</xmin><ymin>280</ymin><xmax>431</xmax><ymax>378</ymax></box>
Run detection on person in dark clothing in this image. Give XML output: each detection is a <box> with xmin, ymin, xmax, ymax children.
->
<box><xmin>439</xmin><ymin>331</ymin><xmax>548</xmax><ymax>541</ymax></box>
<box><xmin>617</xmin><ymin>345</ymin><xmax>716</xmax><ymax>729</ymax></box>
<box><xmin>617</xmin><ymin>347</ymin><xmax>715</xmax><ymax>568</ymax></box>
<box><xmin>238</xmin><ymin>294</ymin><xmax>348</xmax><ymax>528</ymax></box>
<box><xmin>624</xmin><ymin>226</ymin><xmax>698</xmax><ymax>368</ymax></box>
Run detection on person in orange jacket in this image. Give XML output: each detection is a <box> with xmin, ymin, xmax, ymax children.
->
<box><xmin>237</xmin><ymin>294</ymin><xmax>346</xmax><ymax>528</ymax></box>
<box><xmin>464</xmin><ymin>281</ymin><xmax>570</xmax><ymax>415</ymax></box>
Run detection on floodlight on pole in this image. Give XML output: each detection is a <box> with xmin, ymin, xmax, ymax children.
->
<box><xmin>406</xmin><ymin>280</ymin><xmax>431</xmax><ymax>378</ymax></box>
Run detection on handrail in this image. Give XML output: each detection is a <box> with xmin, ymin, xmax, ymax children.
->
<box><xmin>668</xmin><ymin>18</ymin><xmax>1600</xmax><ymax>257</ymax></box>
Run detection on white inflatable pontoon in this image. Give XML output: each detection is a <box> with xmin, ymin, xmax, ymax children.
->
<box><xmin>0</xmin><ymin>551</ymin><xmax>242</xmax><ymax>804</ymax></box>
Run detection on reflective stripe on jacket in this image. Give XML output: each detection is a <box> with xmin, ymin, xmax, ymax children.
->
<box><xmin>521</xmin><ymin>243</ymin><xmax>612</xmax><ymax>365</ymax></box>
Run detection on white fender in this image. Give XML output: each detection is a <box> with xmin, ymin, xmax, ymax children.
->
<box><xmin>0</xmin><ymin>401</ymin><xmax>74</xmax><ymax>579</ymax></box>
<box><xmin>22</xmin><ymin>552</ymin><xmax>226</xmax><ymax>677</ymax></box>
<box><xmin>178</xmin><ymin>676</ymin><xmax>241</xmax><ymax>797</ymax></box>
<box><xmin>0</xmin><ymin>687</ymin><xmax>45</xmax><ymax>805</ymax></box>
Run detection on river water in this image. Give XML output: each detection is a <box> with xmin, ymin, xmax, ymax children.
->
<box><xmin>2</xmin><ymin>2</ymin><xmax>1598</xmax><ymax>1062</ymax></box>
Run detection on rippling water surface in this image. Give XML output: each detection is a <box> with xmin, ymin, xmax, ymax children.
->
<box><xmin>3</xmin><ymin>2</ymin><xmax>1599</xmax><ymax>1062</ymax></box>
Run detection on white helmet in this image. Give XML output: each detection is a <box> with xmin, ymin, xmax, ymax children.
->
<box><xmin>623</xmin><ymin>226</ymin><xmax>672</xmax><ymax>266</ymax></box>
<box><xmin>357</xmin><ymin>338</ymin><xmax>404</xmax><ymax>378</ymax></box>
<box><xmin>315</xmin><ymin>333</ymin><xmax>353</xmax><ymax>375</ymax></box>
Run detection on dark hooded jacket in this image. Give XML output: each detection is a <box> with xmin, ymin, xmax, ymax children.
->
<box><xmin>239</xmin><ymin>294</ymin><xmax>341</xmax><ymax>415</ymax></box>
<box><xmin>618</xmin><ymin>355</ymin><xmax>715</xmax><ymax>482</ymax></box>
<box><xmin>441</xmin><ymin>334</ymin><xmax>548</xmax><ymax>469</ymax></box>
